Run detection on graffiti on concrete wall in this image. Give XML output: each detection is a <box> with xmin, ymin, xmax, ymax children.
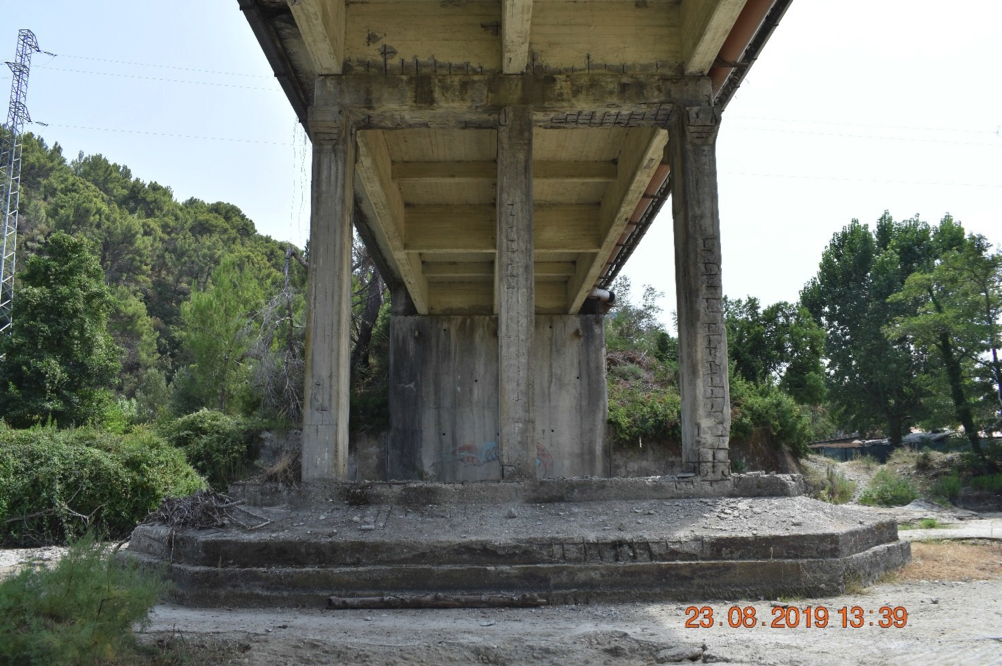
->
<box><xmin>437</xmin><ymin>441</ymin><xmax>554</xmax><ymax>477</ymax></box>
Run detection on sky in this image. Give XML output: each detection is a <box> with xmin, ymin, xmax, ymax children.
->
<box><xmin>4</xmin><ymin>1</ymin><xmax>1001</xmax><ymax>329</ymax></box>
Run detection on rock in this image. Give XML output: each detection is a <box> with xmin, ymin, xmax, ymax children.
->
<box><xmin>656</xmin><ymin>646</ymin><xmax>703</xmax><ymax>663</ymax></box>
<box><xmin>506</xmin><ymin>507</ymin><xmax>518</xmax><ymax>519</ymax></box>
<box><xmin>359</xmin><ymin>524</ymin><xmax>375</xmax><ymax>531</ymax></box>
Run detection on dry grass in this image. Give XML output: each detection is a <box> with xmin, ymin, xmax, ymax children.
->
<box><xmin>896</xmin><ymin>541</ymin><xmax>1002</xmax><ymax>582</ymax></box>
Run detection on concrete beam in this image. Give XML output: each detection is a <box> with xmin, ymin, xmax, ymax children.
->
<box><xmin>668</xmin><ymin>104</ymin><xmax>730</xmax><ymax>480</ymax></box>
<box><xmin>401</xmin><ymin>205</ymin><xmax>601</xmax><ymax>254</ymax></box>
<box><xmin>496</xmin><ymin>106</ymin><xmax>535</xmax><ymax>480</ymax></box>
<box><xmin>302</xmin><ymin>122</ymin><xmax>354</xmax><ymax>481</ymax></box>
<box><xmin>566</xmin><ymin>128</ymin><xmax>667</xmax><ymax>313</ymax></box>
<box><xmin>355</xmin><ymin>130</ymin><xmax>431</xmax><ymax>314</ymax></box>
<box><xmin>311</xmin><ymin>73</ymin><xmax>713</xmax><ymax>130</ymax></box>
<box><xmin>681</xmin><ymin>0</ymin><xmax>748</xmax><ymax>76</ymax></box>
<box><xmin>391</xmin><ymin>161</ymin><xmax>617</xmax><ymax>183</ymax></box>
<box><xmin>502</xmin><ymin>0</ymin><xmax>533</xmax><ymax>74</ymax></box>
<box><xmin>287</xmin><ymin>0</ymin><xmax>345</xmax><ymax>75</ymax></box>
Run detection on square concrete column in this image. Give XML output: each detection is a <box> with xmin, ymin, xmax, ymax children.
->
<box><xmin>496</xmin><ymin>105</ymin><xmax>535</xmax><ymax>480</ymax></box>
<box><xmin>668</xmin><ymin>104</ymin><xmax>731</xmax><ymax>480</ymax></box>
<box><xmin>302</xmin><ymin>120</ymin><xmax>355</xmax><ymax>481</ymax></box>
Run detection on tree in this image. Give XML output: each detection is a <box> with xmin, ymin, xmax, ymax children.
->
<box><xmin>887</xmin><ymin>231</ymin><xmax>1002</xmax><ymax>465</ymax></box>
<box><xmin>605</xmin><ymin>276</ymin><xmax>668</xmax><ymax>355</ymax></box>
<box><xmin>0</xmin><ymin>232</ymin><xmax>120</xmax><ymax>427</ymax></box>
<box><xmin>724</xmin><ymin>297</ymin><xmax>826</xmax><ymax>405</ymax></box>
<box><xmin>176</xmin><ymin>255</ymin><xmax>264</xmax><ymax>414</ymax></box>
<box><xmin>801</xmin><ymin>213</ymin><xmax>946</xmax><ymax>443</ymax></box>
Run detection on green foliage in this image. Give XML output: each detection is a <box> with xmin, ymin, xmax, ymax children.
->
<box><xmin>0</xmin><ymin>425</ymin><xmax>204</xmax><ymax>546</ymax></box>
<box><xmin>802</xmin><ymin>213</ymin><xmax>950</xmax><ymax>443</ymax></box>
<box><xmin>607</xmin><ymin>376</ymin><xmax>682</xmax><ymax>446</ymax></box>
<box><xmin>10</xmin><ymin>133</ymin><xmax>295</xmax><ymax>424</ymax></box>
<box><xmin>859</xmin><ymin>468</ymin><xmax>919</xmax><ymax>506</ymax></box>
<box><xmin>728</xmin><ymin>370</ymin><xmax>813</xmax><ymax>458</ymax></box>
<box><xmin>0</xmin><ymin>232</ymin><xmax>121</xmax><ymax>428</ymax></box>
<box><xmin>724</xmin><ymin>297</ymin><xmax>826</xmax><ymax>405</ymax></box>
<box><xmin>885</xmin><ymin>230</ymin><xmax>1002</xmax><ymax>464</ymax></box>
<box><xmin>0</xmin><ymin>532</ymin><xmax>166</xmax><ymax>665</ymax></box>
<box><xmin>605</xmin><ymin>277</ymin><xmax>668</xmax><ymax>355</ymax></box>
<box><xmin>804</xmin><ymin>464</ymin><xmax>857</xmax><ymax>504</ymax></box>
<box><xmin>969</xmin><ymin>474</ymin><xmax>1002</xmax><ymax>492</ymax></box>
<box><xmin>158</xmin><ymin>410</ymin><xmax>262</xmax><ymax>490</ymax></box>
<box><xmin>932</xmin><ymin>473</ymin><xmax>962</xmax><ymax>501</ymax></box>
<box><xmin>176</xmin><ymin>256</ymin><xmax>266</xmax><ymax>414</ymax></box>
<box><xmin>899</xmin><ymin>518</ymin><xmax>943</xmax><ymax>530</ymax></box>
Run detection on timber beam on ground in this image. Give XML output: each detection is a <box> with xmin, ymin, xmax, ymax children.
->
<box><xmin>309</xmin><ymin>73</ymin><xmax>713</xmax><ymax>131</ymax></box>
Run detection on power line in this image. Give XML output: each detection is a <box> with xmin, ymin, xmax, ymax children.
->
<box><xmin>729</xmin><ymin>125</ymin><xmax>1002</xmax><ymax>148</ymax></box>
<box><xmin>39</xmin><ymin>122</ymin><xmax>291</xmax><ymax>146</ymax></box>
<box><xmin>52</xmin><ymin>53</ymin><xmax>273</xmax><ymax>79</ymax></box>
<box><xmin>732</xmin><ymin>115</ymin><xmax>998</xmax><ymax>135</ymax></box>
<box><xmin>723</xmin><ymin>171</ymin><xmax>1002</xmax><ymax>188</ymax></box>
<box><xmin>34</xmin><ymin>66</ymin><xmax>282</xmax><ymax>92</ymax></box>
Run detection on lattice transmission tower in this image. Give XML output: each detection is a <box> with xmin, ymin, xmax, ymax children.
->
<box><xmin>0</xmin><ymin>29</ymin><xmax>41</xmax><ymax>334</ymax></box>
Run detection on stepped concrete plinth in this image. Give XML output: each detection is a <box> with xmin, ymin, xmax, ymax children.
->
<box><xmin>127</xmin><ymin>474</ymin><xmax>910</xmax><ymax>608</ymax></box>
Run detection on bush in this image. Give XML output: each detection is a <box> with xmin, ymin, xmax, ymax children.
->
<box><xmin>729</xmin><ymin>373</ymin><xmax>813</xmax><ymax>458</ymax></box>
<box><xmin>817</xmin><ymin>467</ymin><xmax>857</xmax><ymax>504</ymax></box>
<box><xmin>607</xmin><ymin>381</ymin><xmax>682</xmax><ymax>446</ymax></box>
<box><xmin>932</xmin><ymin>473</ymin><xmax>962</xmax><ymax>502</ymax></box>
<box><xmin>0</xmin><ymin>425</ymin><xmax>205</xmax><ymax>546</ymax></box>
<box><xmin>0</xmin><ymin>533</ymin><xmax>166</xmax><ymax>664</ymax></box>
<box><xmin>158</xmin><ymin>409</ymin><xmax>262</xmax><ymax>490</ymax></box>
<box><xmin>969</xmin><ymin>474</ymin><xmax>1002</xmax><ymax>492</ymax></box>
<box><xmin>859</xmin><ymin>468</ymin><xmax>919</xmax><ymax>506</ymax></box>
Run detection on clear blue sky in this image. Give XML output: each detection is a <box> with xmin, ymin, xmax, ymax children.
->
<box><xmin>5</xmin><ymin>1</ymin><xmax>1001</xmax><ymax>327</ymax></box>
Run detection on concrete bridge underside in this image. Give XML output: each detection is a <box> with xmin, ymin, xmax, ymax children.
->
<box><xmin>239</xmin><ymin>0</ymin><xmax>793</xmax><ymax>484</ymax></box>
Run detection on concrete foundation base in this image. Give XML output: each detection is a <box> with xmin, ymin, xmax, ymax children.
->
<box><xmin>128</xmin><ymin>481</ymin><xmax>910</xmax><ymax>608</ymax></box>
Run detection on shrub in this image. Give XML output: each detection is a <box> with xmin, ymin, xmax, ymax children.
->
<box><xmin>859</xmin><ymin>468</ymin><xmax>919</xmax><ymax>507</ymax></box>
<box><xmin>729</xmin><ymin>374</ymin><xmax>813</xmax><ymax>458</ymax></box>
<box><xmin>932</xmin><ymin>473</ymin><xmax>962</xmax><ymax>502</ymax></box>
<box><xmin>0</xmin><ymin>425</ymin><xmax>205</xmax><ymax>546</ymax></box>
<box><xmin>607</xmin><ymin>382</ymin><xmax>682</xmax><ymax>446</ymax></box>
<box><xmin>158</xmin><ymin>409</ymin><xmax>262</xmax><ymax>489</ymax></box>
<box><xmin>969</xmin><ymin>474</ymin><xmax>1002</xmax><ymax>492</ymax></box>
<box><xmin>0</xmin><ymin>533</ymin><xmax>166</xmax><ymax>664</ymax></box>
<box><xmin>851</xmin><ymin>453</ymin><xmax>879</xmax><ymax>471</ymax></box>
<box><xmin>804</xmin><ymin>462</ymin><xmax>857</xmax><ymax>504</ymax></box>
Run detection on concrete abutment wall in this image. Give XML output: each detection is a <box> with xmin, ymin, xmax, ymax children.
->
<box><xmin>387</xmin><ymin>314</ymin><xmax>608</xmax><ymax>482</ymax></box>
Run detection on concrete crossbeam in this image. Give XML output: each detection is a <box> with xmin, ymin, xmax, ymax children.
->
<box><xmin>311</xmin><ymin>73</ymin><xmax>713</xmax><ymax>131</ymax></box>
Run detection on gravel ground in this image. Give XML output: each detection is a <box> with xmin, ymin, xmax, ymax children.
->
<box><xmin>136</xmin><ymin>509</ymin><xmax>1002</xmax><ymax>665</ymax></box>
<box><xmin>5</xmin><ymin>503</ymin><xmax>1001</xmax><ymax>664</ymax></box>
<box><xmin>142</xmin><ymin>573</ymin><xmax>1002</xmax><ymax>665</ymax></box>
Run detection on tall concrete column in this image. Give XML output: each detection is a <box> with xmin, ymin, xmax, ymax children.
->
<box><xmin>496</xmin><ymin>105</ymin><xmax>535</xmax><ymax>480</ymax></box>
<box><xmin>302</xmin><ymin>119</ymin><xmax>355</xmax><ymax>481</ymax></box>
<box><xmin>668</xmin><ymin>104</ymin><xmax>731</xmax><ymax>480</ymax></box>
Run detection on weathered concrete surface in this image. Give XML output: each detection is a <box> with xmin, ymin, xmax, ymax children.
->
<box><xmin>669</xmin><ymin>104</ymin><xmax>730</xmax><ymax>481</ymax></box>
<box><xmin>229</xmin><ymin>473</ymin><xmax>804</xmax><ymax>508</ymax></box>
<box><xmin>389</xmin><ymin>316</ymin><xmax>500</xmax><ymax>482</ymax></box>
<box><xmin>496</xmin><ymin>105</ymin><xmax>535</xmax><ymax>481</ymax></box>
<box><xmin>301</xmin><ymin>124</ymin><xmax>355</xmax><ymax>481</ymax></box>
<box><xmin>532</xmin><ymin>316</ymin><xmax>609</xmax><ymax>479</ymax></box>
<box><xmin>128</xmin><ymin>496</ymin><xmax>910</xmax><ymax>608</ymax></box>
<box><xmin>387</xmin><ymin>315</ymin><xmax>608</xmax><ymax>482</ymax></box>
